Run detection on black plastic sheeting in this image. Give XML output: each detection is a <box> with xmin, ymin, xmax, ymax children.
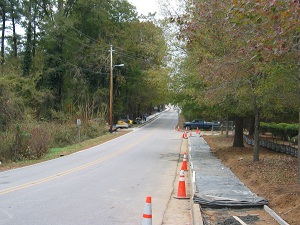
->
<box><xmin>189</xmin><ymin>136</ymin><xmax>269</xmax><ymax>208</ymax></box>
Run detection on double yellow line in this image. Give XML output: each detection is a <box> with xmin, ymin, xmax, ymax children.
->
<box><xmin>0</xmin><ymin>131</ymin><xmax>153</xmax><ymax>195</ymax></box>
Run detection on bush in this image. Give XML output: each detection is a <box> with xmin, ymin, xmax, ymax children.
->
<box><xmin>0</xmin><ymin>119</ymin><xmax>106</xmax><ymax>162</ymax></box>
<box><xmin>82</xmin><ymin>122</ymin><xmax>107</xmax><ymax>140</ymax></box>
<box><xmin>260</xmin><ymin>122</ymin><xmax>269</xmax><ymax>134</ymax></box>
<box><xmin>260</xmin><ymin>121</ymin><xmax>299</xmax><ymax>144</ymax></box>
<box><xmin>28</xmin><ymin>126</ymin><xmax>51</xmax><ymax>159</ymax></box>
<box><xmin>48</xmin><ymin>120</ymin><xmax>106</xmax><ymax>147</ymax></box>
<box><xmin>291</xmin><ymin>135</ymin><xmax>298</xmax><ymax>144</ymax></box>
<box><xmin>0</xmin><ymin>132</ymin><xmax>16</xmax><ymax>162</ymax></box>
<box><xmin>0</xmin><ymin>123</ymin><xmax>51</xmax><ymax>161</ymax></box>
<box><xmin>285</xmin><ymin>124</ymin><xmax>298</xmax><ymax>140</ymax></box>
<box><xmin>14</xmin><ymin>124</ymin><xmax>31</xmax><ymax>160</ymax></box>
<box><xmin>49</xmin><ymin>123</ymin><xmax>78</xmax><ymax>147</ymax></box>
<box><xmin>268</xmin><ymin>122</ymin><xmax>282</xmax><ymax>139</ymax></box>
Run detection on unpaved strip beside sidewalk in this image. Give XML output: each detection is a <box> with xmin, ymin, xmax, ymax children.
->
<box><xmin>162</xmin><ymin>138</ymin><xmax>193</xmax><ymax>225</ymax></box>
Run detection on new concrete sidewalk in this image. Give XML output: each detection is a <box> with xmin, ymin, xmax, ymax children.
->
<box><xmin>187</xmin><ymin>134</ymin><xmax>289</xmax><ymax>225</ymax></box>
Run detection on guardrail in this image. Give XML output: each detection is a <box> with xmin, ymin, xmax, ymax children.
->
<box><xmin>243</xmin><ymin>135</ymin><xmax>298</xmax><ymax>158</ymax></box>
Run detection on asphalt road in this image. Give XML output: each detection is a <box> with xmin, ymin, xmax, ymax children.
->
<box><xmin>0</xmin><ymin>109</ymin><xmax>181</xmax><ymax>225</ymax></box>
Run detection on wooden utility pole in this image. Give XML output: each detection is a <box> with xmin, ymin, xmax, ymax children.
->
<box><xmin>296</xmin><ymin>28</ymin><xmax>300</xmax><ymax>183</ymax></box>
<box><xmin>109</xmin><ymin>45</ymin><xmax>113</xmax><ymax>133</ymax></box>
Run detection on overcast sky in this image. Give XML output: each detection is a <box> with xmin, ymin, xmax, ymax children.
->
<box><xmin>128</xmin><ymin>0</ymin><xmax>160</xmax><ymax>16</ymax></box>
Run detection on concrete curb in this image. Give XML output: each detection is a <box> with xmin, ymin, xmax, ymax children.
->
<box><xmin>264</xmin><ymin>205</ymin><xmax>289</xmax><ymax>225</ymax></box>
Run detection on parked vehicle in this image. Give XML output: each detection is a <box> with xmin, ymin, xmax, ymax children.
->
<box><xmin>183</xmin><ymin>119</ymin><xmax>221</xmax><ymax>130</ymax></box>
<box><xmin>123</xmin><ymin>118</ymin><xmax>133</xmax><ymax>125</ymax></box>
<box><xmin>116</xmin><ymin>120</ymin><xmax>130</xmax><ymax>129</ymax></box>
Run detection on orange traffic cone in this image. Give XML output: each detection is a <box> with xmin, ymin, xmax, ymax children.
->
<box><xmin>196</xmin><ymin>127</ymin><xmax>199</xmax><ymax>134</ymax></box>
<box><xmin>181</xmin><ymin>152</ymin><xmax>188</xmax><ymax>171</ymax></box>
<box><xmin>142</xmin><ymin>196</ymin><xmax>152</xmax><ymax>225</ymax></box>
<box><xmin>174</xmin><ymin>170</ymin><xmax>189</xmax><ymax>199</ymax></box>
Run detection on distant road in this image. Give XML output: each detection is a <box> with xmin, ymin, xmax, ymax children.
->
<box><xmin>0</xmin><ymin>109</ymin><xmax>181</xmax><ymax>225</ymax></box>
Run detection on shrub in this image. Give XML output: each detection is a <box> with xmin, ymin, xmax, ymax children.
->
<box><xmin>49</xmin><ymin>123</ymin><xmax>78</xmax><ymax>147</ymax></box>
<box><xmin>0</xmin><ymin>132</ymin><xmax>15</xmax><ymax>162</ymax></box>
<box><xmin>82</xmin><ymin>122</ymin><xmax>107</xmax><ymax>140</ymax></box>
<box><xmin>268</xmin><ymin>122</ymin><xmax>282</xmax><ymax>140</ymax></box>
<box><xmin>27</xmin><ymin>126</ymin><xmax>51</xmax><ymax>159</ymax></box>
<box><xmin>48</xmin><ymin>120</ymin><xmax>106</xmax><ymax>147</ymax></box>
<box><xmin>285</xmin><ymin>124</ymin><xmax>298</xmax><ymax>140</ymax></box>
<box><xmin>1</xmin><ymin>124</ymin><xmax>34</xmax><ymax>161</ymax></box>
<box><xmin>1</xmin><ymin>122</ymin><xmax>51</xmax><ymax>161</ymax></box>
<box><xmin>14</xmin><ymin>124</ymin><xmax>31</xmax><ymax>160</ymax></box>
<box><xmin>260</xmin><ymin>122</ymin><xmax>269</xmax><ymax>134</ymax></box>
<box><xmin>291</xmin><ymin>135</ymin><xmax>298</xmax><ymax>144</ymax></box>
<box><xmin>0</xmin><ymin>119</ymin><xmax>106</xmax><ymax>162</ymax></box>
<box><xmin>260</xmin><ymin>121</ymin><xmax>299</xmax><ymax>144</ymax></box>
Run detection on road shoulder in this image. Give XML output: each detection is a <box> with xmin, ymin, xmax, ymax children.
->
<box><xmin>162</xmin><ymin>137</ymin><xmax>200</xmax><ymax>225</ymax></box>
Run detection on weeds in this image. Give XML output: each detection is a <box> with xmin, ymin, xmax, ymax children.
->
<box><xmin>0</xmin><ymin>119</ymin><xmax>106</xmax><ymax>163</ymax></box>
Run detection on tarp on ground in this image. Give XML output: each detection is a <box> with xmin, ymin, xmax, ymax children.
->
<box><xmin>189</xmin><ymin>136</ymin><xmax>268</xmax><ymax>208</ymax></box>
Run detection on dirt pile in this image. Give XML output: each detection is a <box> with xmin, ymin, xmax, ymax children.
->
<box><xmin>203</xmin><ymin>134</ymin><xmax>300</xmax><ymax>225</ymax></box>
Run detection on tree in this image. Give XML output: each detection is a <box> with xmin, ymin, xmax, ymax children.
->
<box><xmin>228</xmin><ymin>0</ymin><xmax>300</xmax><ymax>173</ymax></box>
<box><xmin>37</xmin><ymin>0</ymin><xmax>168</xmax><ymax>122</ymax></box>
<box><xmin>112</xmin><ymin>20</ymin><xmax>169</xmax><ymax>119</ymax></box>
<box><xmin>22</xmin><ymin>0</ymin><xmax>33</xmax><ymax>76</ymax></box>
<box><xmin>174</xmin><ymin>0</ymin><xmax>300</xmax><ymax>162</ymax></box>
<box><xmin>173</xmin><ymin>0</ymin><xmax>253</xmax><ymax>146</ymax></box>
<box><xmin>1</xmin><ymin>0</ymin><xmax>169</xmax><ymax>133</ymax></box>
<box><xmin>8</xmin><ymin>0</ymin><xmax>21</xmax><ymax>58</ymax></box>
<box><xmin>0</xmin><ymin>0</ymin><xmax>8</xmax><ymax>67</ymax></box>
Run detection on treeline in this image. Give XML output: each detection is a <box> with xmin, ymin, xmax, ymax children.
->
<box><xmin>0</xmin><ymin>0</ymin><xmax>170</xmax><ymax>162</ymax></box>
<box><xmin>171</xmin><ymin>0</ymin><xmax>299</xmax><ymax>162</ymax></box>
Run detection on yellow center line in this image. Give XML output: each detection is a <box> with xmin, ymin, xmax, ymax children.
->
<box><xmin>0</xmin><ymin>131</ymin><xmax>153</xmax><ymax>195</ymax></box>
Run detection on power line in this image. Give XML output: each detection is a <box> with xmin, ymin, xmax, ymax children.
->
<box><xmin>4</xmin><ymin>22</ymin><xmax>153</xmax><ymax>74</ymax></box>
<box><xmin>56</xmin><ymin>18</ymin><xmax>101</xmax><ymax>44</ymax></box>
<box><xmin>115</xmin><ymin>51</ymin><xmax>140</xmax><ymax>61</ymax></box>
<box><xmin>5</xmin><ymin>19</ymin><xmax>151</xmax><ymax>67</ymax></box>
<box><xmin>45</xmin><ymin>28</ymin><xmax>143</xmax><ymax>64</ymax></box>
<box><xmin>21</xmin><ymin>40</ymin><xmax>110</xmax><ymax>76</ymax></box>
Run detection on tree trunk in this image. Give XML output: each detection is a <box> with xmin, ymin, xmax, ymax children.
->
<box><xmin>253</xmin><ymin>101</ymin><xmax>260</xmax><ymax>162</ymax></box>
<box><xmin>297</xmin><ymin>30</ymin><xmax>300</xmax><ymax>184</ymax></box>
<box><xmin>248</xmin><ymin>116</ymin><xmax>255</xmax><ymax>135</ymax></box>
<box><xmin>1</xmin><ymin>1</ymin><xmax>6</xmax><ymax>66</ymax></box>
<box><xmin>23</xmin><ymin>0</ymin><xmax>32</xmax><ymax>76</ymax></box>
<box><xmin>32</xmin><ymin>3</ymin><xmax>37</xmax><ymax>57</ymax></box>
<box><xmin>298</xmin><ymin>109</ymin><xmax>300</xmax><ymax>184</ymax></box>
<box><xmin>225</xmin><ymin>117</ymin><xmax>229</xmax><ymax>138</ymax></box>
<box><xmin>293</xmin><ymin>12</ymin><xmax>300</xmax><ymax>182</ymax></box>
<box><xmin>9</xmin><ymin>0</ymin><xmax>18</xmax><ymax>58</ymax></box>
<box><xmin>12</xmin><ymin>16</ymin><xmax>17</xmax><ymax>58</ymax></box>
<box><xmin>233</xmin><ymin>116</ymin><xmax>244</xmax><ymax>147</ymax></box>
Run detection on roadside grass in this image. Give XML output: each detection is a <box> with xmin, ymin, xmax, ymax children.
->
<box><xmin>0</xmin><ymin>131</ymin><xmax>130</xmax><ymax>171</ymax></box>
